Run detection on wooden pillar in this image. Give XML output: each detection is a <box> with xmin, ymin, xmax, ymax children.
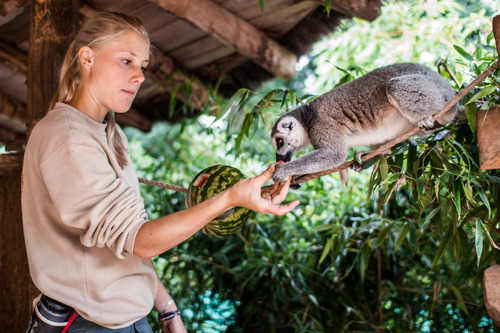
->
<box><xmin>477</xmin><ymin>107</ymin><xmax>500</xmax><ymax>170</ymax></box>
<box><xmin>27</xmin><ymin>0</ymin><xmax>79</xmax><ymax>133</ymax></box>
<box><xmin>0</xmin><ymin>0</ymin><xmax>78</xmax><ymax>330</ymax></box>
<box><xmin>0</xmin><ymin>160</ymin><xmax>28</xmax><ymax>329</ymax></box>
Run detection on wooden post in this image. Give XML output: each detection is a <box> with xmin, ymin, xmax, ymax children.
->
<box><xmin>484</xmin><ymin>265</ymin><xmax>500</xmax><ymax>327</ymax></box>
<box><xmin>0</xmin><ymin>0</ymin><xmax>78</xmax><ymax>330</ymax></box>
<box><xmin>477</xmin><ymin>107</ymin><xmax>500</xmax><ymax>170</ymax></box>
<box><xmin>0</xmin><ymin>159</ymin><xmax>27</xmax><ymax>329</ymax></box>
<box><xmin>477</xmin><ymin>16</ymin><xmax>500</xmax><ymax>171</ymax></box>
<box><xmin>27</xmin><ymin>0</ymin><xmax>79</xmax><ymax>134</ymax></box>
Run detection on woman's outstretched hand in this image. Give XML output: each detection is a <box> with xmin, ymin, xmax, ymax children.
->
<box><xmin>229</xmin><ymin>164</ymin><xmax>299</xmax><ymax>216</ymax></box>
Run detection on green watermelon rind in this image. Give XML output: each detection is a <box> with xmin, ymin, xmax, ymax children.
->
<box><xmin>187</xmin><ymin>165</ymin><xmax>252</xmax><ymax>238</ymax></box>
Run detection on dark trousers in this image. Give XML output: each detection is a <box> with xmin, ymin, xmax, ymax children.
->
<box><xmin>66</xmin><ymin>315</ymin><xmax>153</xmax><ymax>332</ymax></box>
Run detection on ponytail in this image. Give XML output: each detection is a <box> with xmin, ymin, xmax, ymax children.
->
<box><xmin>104</xmin><ymin>112</ymin><xmax>129</xmax><ymax>168</ymax></box>
<box><xmin>49</xmin><ymin>41</ymin><xmax>80</xmax><ymax>110</ymax></box>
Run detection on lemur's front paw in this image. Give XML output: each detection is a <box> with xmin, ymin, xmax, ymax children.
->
<box><xmin>272</xmin><ymin>164</ymin><xmax>291</xmax><ymax>184</ymax></box>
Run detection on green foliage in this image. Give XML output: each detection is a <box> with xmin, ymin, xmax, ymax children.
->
<box><xmin>127</xmin><ymin>0</ymin><xmax>500</xmax><ymax>331</ymax></box>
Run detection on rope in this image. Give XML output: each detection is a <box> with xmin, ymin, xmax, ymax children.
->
<box><xmin>138</xmin><ymin>177</ymin><xmax>188</xmax><ymax>193</ymax></box>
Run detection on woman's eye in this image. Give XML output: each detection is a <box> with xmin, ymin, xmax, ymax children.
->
<box><xmin>123</xmin><ymin>59</ymin><xmax>131</xmax><ymax>65</ymax></box>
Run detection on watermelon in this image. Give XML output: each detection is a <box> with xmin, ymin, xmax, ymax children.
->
<box><xmin>186</xmin><ymin>165</ymin><xmax>252</xmax><ymax>237</ymax></box>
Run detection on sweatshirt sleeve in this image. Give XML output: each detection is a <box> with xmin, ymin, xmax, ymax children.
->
<box><xmin>39</xmin><ymin>139</ymin><xmax>148</xmax><ymax>258</ymax></box>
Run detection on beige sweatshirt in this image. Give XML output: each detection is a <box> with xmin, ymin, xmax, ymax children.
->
<box><xmin>22</xmin><ymin>103</ymin><xmax>157</xmax><ymax>328</ymax></box>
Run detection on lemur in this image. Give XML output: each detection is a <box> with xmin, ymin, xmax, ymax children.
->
<box><xmin>271</xmin><ymin>63</ymin><xmax>458</xmax><ymax>184</ymax></box>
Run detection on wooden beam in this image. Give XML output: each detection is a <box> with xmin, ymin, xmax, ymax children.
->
<box><xmin>316</xmin><ymin>0</ymin><xmax>381</xmax><ymax>22</ymax></box>
<box><xmin>0</xmin><ymin>92</ymin><xmax>26</xmax><ymax>134</ymax></box>
<box><xmin>0</xmin><ymin>152</ymin><xmax>23</xmax><ymax>175</ymax></box>
<box><xmin>0</xmin><ymin>92</ymin><xmax>26</xmax><ymax>149</ymax></box>
<box><xmin>0</xmin><ymin>112</ymin><xmax>25</xmax><ymax>136</ymax></box>
<box><xmin>0</xmin><ymin>127</ymin><xmax>16</xmax><ymax>146</ymax></box>
<box><xmin>148</xmin><ymin>0</ymin><xmax>298</xmax><ymax>80</ymax></box>
<box><xmin>0</xmin><ymin>40</ymin><xmax>28</xmax><ymax>74</ymax></box>
<box><xmin>0</xmin><ymin>0</ymin><xmax>28</xmax><ymax>25</ymax></box>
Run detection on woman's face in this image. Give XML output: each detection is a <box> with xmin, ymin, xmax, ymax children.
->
<box><xmin>85</xmin><ymin>30</ymin><xmax>150</xmax><ymax>118</ymax></box>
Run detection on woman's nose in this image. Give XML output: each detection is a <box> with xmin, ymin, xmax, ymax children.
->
<box><xmin>132</xmin><ymin>66</ymin><xmax>145</xmax><ymax>84</ymax></box>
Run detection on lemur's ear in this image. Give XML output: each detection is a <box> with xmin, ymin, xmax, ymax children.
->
<box><xmin>280</xmin><ymin>119</ymin><xmax>295</xmax><ymax>131</ymax></box>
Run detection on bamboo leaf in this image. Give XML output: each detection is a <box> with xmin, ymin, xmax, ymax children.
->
<box><xmin>360</xmin><ymin>242</ymin><xmax>371</xmax><ymax>281</ymax></box>
<box><xmin>236</xmin><ymin>113</ymin><xmax>252</xmax><ymax>154</ymax></box>
<box><xmin>432</xmin><ymin>222</ymin><xmax>454</xmax><ymax>269</ymax></box>
<box><xmin>409</xmin><ymin>220</ymin><xmax>417</xmax><ymax>252</ymax></box>
<box><xmin>454</xmin><ymin>45</ymin><xmax>474</xmax><ymax>61</ymax></box>
<box><xmin>252</xmin><ymin>90</ymin><xmax>277</xmax><ymax>115</ymax></box>
<box><xmin>341</xmin><ymin>251</ymin><xmax>360</xmax><ymax>280</ymax></box>
<box><xmin>480</xmin><ymin>222</ymin><xmax>500</xmax><ymax>251</ymax></box>
<box><xmin>462</xmin><ymin>181</ymin><xmax>473</xmax><ymax>202</ymax></box>
<box><xmin>367</xmin><ymin>160</ymin><xmax>380</xmax><ymax>201</ymax></box>
<box><xmin>379</xmin><ymin>158</ymin><xmax>389</xmax><ymax>191</ymax></box>
<box><xmin>217</xmin><ymin>88</ymin><xmax>248</xmax><ymax>121</ymax></box>
<box><xmin>280</xmin><ymin>89</ymin><xmax>289</xmax><ymax>109</ymax></box>
<box><xmin>423</xmin><ymin>204</ymin><xmax>442</xmax><ymax>227</ymax></box>
<box><xmin>375</xmin><ymin>221</ymin><xmax>395</xmax><ymax>247</ymax></box>
<box><xmin>319</xmin><ymin>235</ymin><xmax>334</xmax><ymax>265</ymax></box>
<box><xmin>452</xmin><ymin>181</ymin><xmax>462</xmax><ymax>217</ymax></box>
<box><xmin>395</xmin><ymin>224</ymin><xmax>410</xmax><ymax>251</ymax></box>
<box><xmin>465</xmin><ymin>103</ymin><xmax>477</xmax><ymax>135</ymax></box>
<box><xmin>381</xmin><ymin>173</ymin><xmax>402</xmax><ymax>204</ymax></box>
<box><xmin>466</xmin><ymin>84</ymin><xmax>498</xmax><ymax>104</ymax></box>
<box><xmin>475</xmin><ymin>219</ymin><xmax>483</xmax><ymax>266</ymax></box>
<box><xmin>407</xmin><ymin>140</ymin><xmax>417</xmax><ymax>176</ymax></box>
<box><xmin>313</xmin><ymin>224</ymin><xmax>343</xmax><ymax>232</ymax></box>
<box><xmin>477</xmin><ymin>188</ymin><xmax>491</xmax><ymax>218</ymax></box>
<box><xmin>449</xmin><ymin>284</ymin><xmax>469</xmax><ymax>315</ymax></box>
<box><xmin>258</xmin><ymin>0</ymin><xmax>265</xmax><ymax>12</ymax></box>
<box><xmin>308</xmin><ymin>293</ymin><xmax>319</xmax><ymax>306</ymax></box>
<box><xmin>484</xmin><ymin>174</ymin><xmax>500</xmax><ymax>184</ymax></box>
<box><xmin>323</xmin><ymin>0</ymin><xmax>331</xmax><ymax>14</ymax></box>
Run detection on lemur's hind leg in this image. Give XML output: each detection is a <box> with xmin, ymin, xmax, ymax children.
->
<box><xmin>386</xmin><ymin>74</ymin><xmax>456</xmax><ymax>131</ymax></box>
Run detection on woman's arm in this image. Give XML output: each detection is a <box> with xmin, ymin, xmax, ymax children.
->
<box><xmin>146</xmin><ymin>260</ymin><xmax>187</xmax><ymax>333</ymax></box>
<box><xmin>134</xmin><ymin>164</ymin><xmax>299</xmax><ymax>259</ymax></box>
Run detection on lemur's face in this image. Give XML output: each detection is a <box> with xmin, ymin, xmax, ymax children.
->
<box><xmin>271</xmin><ymin>116</ymin><xmax>310</xmax><ymax>162</ymax></box>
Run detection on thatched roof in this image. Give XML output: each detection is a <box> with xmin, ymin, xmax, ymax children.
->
<box><xmin>0</xmin><ymin>0</ymin><xmax>381</xmax><ymax>147</ymax></box>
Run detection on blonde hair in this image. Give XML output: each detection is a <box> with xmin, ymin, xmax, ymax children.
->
<box><xmin>50</xmin><ymin>12</ymin><xmax>150</xmax><ymax>169</ymax></box>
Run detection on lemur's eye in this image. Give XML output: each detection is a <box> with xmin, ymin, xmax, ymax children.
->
<box><xmin>276</xmin><ymin>138</ymin><xmax>284</xmax><ymax>149</ymax></box>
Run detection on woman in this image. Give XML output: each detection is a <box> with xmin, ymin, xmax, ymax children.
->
<box><xmin>22</xmin><ymin>11</ymin><xmax>298</xmax><ymax>332</ymax></box>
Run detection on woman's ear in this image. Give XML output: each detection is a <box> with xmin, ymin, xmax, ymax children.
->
<box><xmin>78</xmin><ymin>46</ymin><xmax>94</xmax><ymax>69</ymax></box>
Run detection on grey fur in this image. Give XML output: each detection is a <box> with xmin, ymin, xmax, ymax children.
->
<box><xmin>271</xmin><ymin>63</ymin><xmax>458</xmax><ymax>183</ymax></box>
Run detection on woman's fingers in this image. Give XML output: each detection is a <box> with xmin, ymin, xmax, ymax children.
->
<box><xmin>273</xmin><ymin>199</ymin><xmax>300</xmax><ymax>216</ymax></box>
